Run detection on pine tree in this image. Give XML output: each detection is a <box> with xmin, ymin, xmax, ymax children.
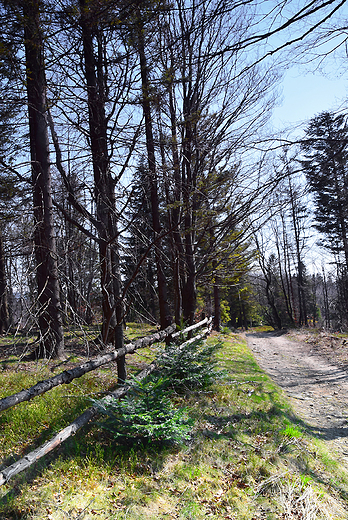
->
<box><xmin>301</xmin><ymin>112</ymin><xmax>348</xmax><ymax>264</ymax></box>
<box><xmin>301</xmin><ymin>111</ymin><xmax>348</xmax><ymax>325</ymax></box>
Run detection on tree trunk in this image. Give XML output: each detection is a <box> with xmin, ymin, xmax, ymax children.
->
<box><xmin>24</xmin><ymin>0</ymin><xmax>64</xmax><ymax>359</ymax></box>
<box><xmin>168</xmin><ymin>74</ymin><xmax>185</xmax><ymax>324</ymax></box>
<box><xmin>322</xmin><ymin>267</ymin><xmax>331</xmax><ymax>329</ymax></box>
<box><xmin>181</xmin><ymin>107</ymin><xmax>197</xmax><ymax>326</ymax></box>
<box><xmin>266</xmin><ymin>282</ymin><xmax>282</xmax><ymax>330</ymax></box>
<box><xmin>179</xmin><ymin>23</ymin><xmax>198</xmax><ymax>327</ymax></box>
<box><xmin>137</xmin><ymin>18</ymin><xmax>171</xmax><ymax>329</ymax></box>
<box><xmin>0</xmin><ymin>227</ymin><xmax>9</xmax><ymax>334</ymax></box>
<box><xmin>288</xmin><ymin>178</ymin><xmax>307</xmax><ymax>327</ymax></box>
<box><xmin>213</xmin><ymin>260</ymin><xmax>221</xmax><ymax>331</ymax></box>
<box><xmin>277</xmin><ymin>217</ymin><xmax>295</xmax><ymax>325</ymax></box>
<box><xmin>80</xmin><ymin>0</ymin><xmax>125</xmax><ymax>378</ymax></box>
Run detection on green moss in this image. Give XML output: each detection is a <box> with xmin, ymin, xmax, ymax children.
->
<box><xmin>0</xmin><ymin>330</ymin><xmax>348</xmax><ymax>519</ymax></box>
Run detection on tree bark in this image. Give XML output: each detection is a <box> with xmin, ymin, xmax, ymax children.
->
<box><xmin>178</xmin><ymin>15</ymin><xmax>199</xmax><ymax>327</ymax></box>
<box><xmin>265</xmin><ymin>276</ymin><xmax>282</xmax><ymax>330</ymax></box>
<box><xmin>168</xmin><ymin>73</ymin><xmax>185</xmax><ymax>325</ymax></box>
<box><xmin>24</xmin><ymin>0</ymin><xmax>64</xmax><ymax>359</ymax></box>
<box><xmin>137</xmin><ymin>17</ymin><xmax>171</xmax><ymax>329</ymax></box>
<box><xmin>0</xmin><ymin>227</ymin><xmax>9</xmax><ymax>334</ymax></box>
<box><xmin>181</xmin><ymin>105</ymin><xmax>197</xmax><ymax>326</ymax></box>
<box><xmin>79</xmin><ymin>0</ymin><xmax>125</xmax><ymax>379</ymax></box>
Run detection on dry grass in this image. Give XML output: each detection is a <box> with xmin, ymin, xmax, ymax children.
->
<box><xmin>0</xmin><ymin>328</ymin><xmax>348</xmax><ymax>519</ymax></box>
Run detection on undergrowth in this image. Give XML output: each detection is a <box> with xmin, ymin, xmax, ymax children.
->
<box><xmin>0</xmin><ymin>329</ymin><xmax>347</xmax><ymax>519</ymax></box>
<box><xmin>93</xmin><ymin>376</ymin><xmax>193</xmax><ymax>446</ymax></box>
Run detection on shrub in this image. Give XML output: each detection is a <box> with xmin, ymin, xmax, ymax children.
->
<box><xmin>156</xmin><ymin>337</ymin><xmax>224</xmax><ymax>392</ymax></box>
<box><xmin>93</xmin><ymin>375</ymin><xmax>193</xmax><ymax>446</ymax></box>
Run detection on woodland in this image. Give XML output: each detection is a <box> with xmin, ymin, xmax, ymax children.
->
<box><xmin>0</xmin><ymin>0</ymin><xmax>347</xmax><ymax>363</ymax></box>
<box><xmin>3</xmin><ymin>2</ymin><xmax>348</xmax><ymax>518</ymax></box>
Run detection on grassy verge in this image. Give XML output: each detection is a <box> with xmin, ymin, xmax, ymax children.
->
<box><xmin>0</xmin><ymin>330</ymin><xmax>348</xmax><ymax>519</ymax></box>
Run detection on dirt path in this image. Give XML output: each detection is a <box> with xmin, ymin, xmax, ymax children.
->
<box><xmin>245</xmin><ymin>330</ymin><xmax>348</xmax><ymax>460</ymax></box>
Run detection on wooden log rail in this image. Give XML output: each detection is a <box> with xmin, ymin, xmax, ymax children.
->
<box><xmin>0</xmin><ymin>318</ymin><xmax>211</xmax><ymax>414</ymax></box>
<box><xmin>171</xmin><ymin>316</ymin><xmax>212</xmax><ymax>338</ymax></box>
<box><xmin>0</xmin><ymin>363</ymin><xmax>157</xmax><ymax>486</ymax></box>
<box><xmin>0</xmin><ymin>324</ymin><xmax>176</xmax><ymax>414</ymax></box>
<box><xmin>0</xmin><ymin>317</ymin><xmax>213</xmax><ymax>486</ymax></box>
<box><xmin>175</xmin><ymin>322</ymin><xmax>213</xmax><ymax>349</ymax></box>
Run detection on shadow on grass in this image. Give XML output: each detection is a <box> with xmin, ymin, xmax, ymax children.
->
<box><xmin>198</xmin><ymin>401</ymin><xmax>289</xmax><ymax>442</ymax></box>
<box><xmin>0</xmin><ymin>394</ymin><xmax>179</xmax><ymax>512</ymax></box>
<box><xmin>0</xmin><ymin>342</ymin><xmax>34</xmax><ymax>361</ymax></box>
<box><xmin>2</xmin><ymin>399</ymin><xmax>348</xmax><ymax>516</ymax></box>
<box><xmin>0</xmin><ymin>326</ymin><xmax>103</xmax><ymax>363</ymax></box>
<box><xmin>0</xmin><ymin>358</ymin><xmax>21</xmax><ymax>367</ymax></box>
<box><xmin>2</xmin><ymin>330</ymin><xmax>348</xmax><ymax>517</ymax></box>
<box><xmin>295</xmin><ymin>418</ymin><xmax>348</xmax><ymax>441</ymax></box>
<box><xmin>199</xmin><ymin>392</ymin><xmax>348</xmax><ymax>503</ymax></box>
<box><xmin>0</xmin><ymin>430</ymin><xmax>179</xmax><ymax>519</ymax></box>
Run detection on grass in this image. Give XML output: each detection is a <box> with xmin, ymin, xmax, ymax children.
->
<box><xmin>0</xmin><ymin>328</ymin><xmax>348</xmax><ymax>519</ymax></box>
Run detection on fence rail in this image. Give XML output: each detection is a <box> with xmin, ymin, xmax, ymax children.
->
<box><xmin>0</xmin><ymin>317</ymin><xmax>213</xmax><ymax>486</ymax></box>
<box><xmin>0</xmin><ymin>324</ymin><xmax>176</xmax><ymax>413</ymax></box>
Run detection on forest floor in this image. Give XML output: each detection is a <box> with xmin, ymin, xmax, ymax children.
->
<box><xmin>245</xmin><ymin>328</ymin><xmax>348</xmax><ymax>464</ymax></box>
<box><xmin>2</xmin><ymin>327</ymin><xmax>348</xmax><ymax>518</ymax></box>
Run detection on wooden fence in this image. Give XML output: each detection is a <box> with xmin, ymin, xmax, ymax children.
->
<box><xmin>0</xmin><ymin>317</ymin><xmax>213</xmax><ymax>486</ymax></box>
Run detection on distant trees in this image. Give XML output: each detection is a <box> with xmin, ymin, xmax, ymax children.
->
<box><xmin>0</xmin><ymin>0</ymin><xmax>348</xmax><ymax>359</ymax></box>
<box><xmin>252</xmin><ymin>111</ymin><xmax>348</xmax><ymax>331</ymax></box>
<box><xmin>301</xmin><ymin>112</ymin><xmax>348</xmax><ymax>264</ymax></box>
<box><xmin>253</xmin><ymin>157</ymin><xmax>312</xmax><ymax>330</ymax></box>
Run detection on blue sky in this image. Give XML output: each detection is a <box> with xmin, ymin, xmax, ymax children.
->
<box><xmin>272</xmin><ymin>68</ymin><xmax>347</xmax><ymax>132</ymax></box>
<box><xmin>271</xmin><ymin>67</ymin><xmax>348</xmax><ymax>272</ymax></box>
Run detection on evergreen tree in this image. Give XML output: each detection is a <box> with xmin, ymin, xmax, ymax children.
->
<box><xmin>301</xmin><ymin>111</ymin><xmax>348</xmax><ymax>325</ymax></box>
<box><xmin>301</xmin><ymin>112</ymin><xmax>348</xmax><ymax>264</ymax></box>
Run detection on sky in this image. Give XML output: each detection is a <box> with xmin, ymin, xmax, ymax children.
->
<box><xmin>269</xmin><ymin>66</ymin><xmax>348</xmax><ymax>274</ymax></box>
<box><xmin>272</xmin><ymin>68</ymin><xmax>348</xmax><ymax>133</ymax></box>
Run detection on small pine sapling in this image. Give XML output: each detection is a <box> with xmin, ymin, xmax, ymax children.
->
<box><xmin>92</xmin><ymin>375</ymin><xmax>193</xmax><ymax>446</ymax></box>
<box><xmin>157</xmin><ymin>337</ymin><xmax>224</xmax><ymax>392</ymax></box>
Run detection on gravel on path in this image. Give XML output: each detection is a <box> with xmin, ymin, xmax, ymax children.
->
<box><xmin>245</xmin><ymin>330</ymin><xmax>348</xmax><ymax>461</ymax></box>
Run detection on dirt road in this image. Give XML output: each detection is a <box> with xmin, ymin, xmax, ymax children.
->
<box><xmin>245</xmin><ymin>330</ymin><xmax>348</xmax><ymax>460</ymax></box>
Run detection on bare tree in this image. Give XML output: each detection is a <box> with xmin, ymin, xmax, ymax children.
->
<box><xmin>23</xmin><ymin>0</ymin><xmax>64</xmax><ymax>358</ymax></box>
<box><xmin>134</xmin><ymin>9</ymin><xmax>172</xmax><ymax>329</ymax></box>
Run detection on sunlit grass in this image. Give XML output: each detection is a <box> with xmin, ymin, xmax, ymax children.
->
<box><xmin>124</xmin><ymin>322</ymin><xmax>158</xmax><ymax>341</ymax></box>
<box><xmin>0</xmin><ymin>329</ymin><xmax>348</xmax><ymax>519</ymax></box>
<box><xmin>247</xmin><ymin>325</ymin><xmax>275</xmax><ymax>333</ymax></box>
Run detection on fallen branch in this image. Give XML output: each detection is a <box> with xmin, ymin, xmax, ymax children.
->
<box><xmin>0</xmin><ymin>319</ymin><xmax>214</xmax><ymax>486</ymax></box>
<box><xmin>0</xmin><ymin>324</ymin><xmax>176</xmax><ymax>413</ymax></box>
<box><xmin>171</xmin><ymin>317</ymin><xmax>212</xmax><ymax>338</ymax></box>
<box><xmin>0</xmin><ymin>362</ymin><xmax>157</xmax><ymax>486</ymax></box>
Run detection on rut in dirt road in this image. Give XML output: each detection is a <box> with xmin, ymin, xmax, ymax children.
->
<box><xmin>245</xmin><ymin>330</ymin><xmax>348</xmax><ymax>460</ymax></box>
